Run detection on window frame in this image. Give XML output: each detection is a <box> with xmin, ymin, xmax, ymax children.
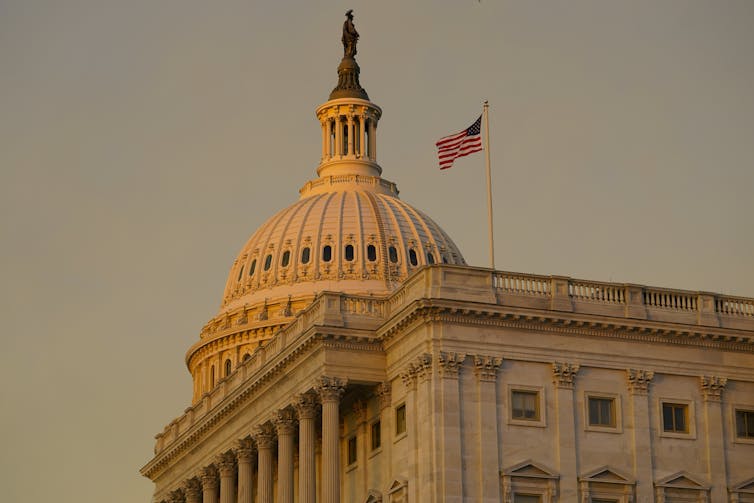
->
<box><xmin>658</xmin><ymin>398</ymin><xmax>696</xmax><ymax>439</ymax></box>
<box><xmin>370</xmin><ymin>419</ymin><xmax>382</xmax><ymax>452</ymax></box>
<box><xmin>508</xmin><ymin>384</ymin><xmax>546</xmax><ymax>428</ymax></box>
<box><xmin>584</xmin><ymin>392</ymin><xmax>622</xmax><ymax>433</ymax></box>
<box><xmin>346</xmin><ymin>435</ymin><xmax>357</xmax><ymax>466</ymax></box>
<box><xmin>395</xmin><ymin>403</ymin><xmax>407</xmax><ymax>438</ymax></box>
<box><xmin>732</xmin><ymin>404</ymin><xmax>754</xmax><ymax>444</ymax></box>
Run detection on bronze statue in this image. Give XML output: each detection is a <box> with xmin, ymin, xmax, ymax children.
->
<box><xmin>342</xmin><ymin>9</ymin><xmax>359</xmax><ymax>58</ymax></box>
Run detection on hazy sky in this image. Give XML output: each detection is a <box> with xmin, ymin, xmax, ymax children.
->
<box><xmin>1</xmin><ymin>1</ymin><xmax>753</xmax><ymax>501</ymax></box>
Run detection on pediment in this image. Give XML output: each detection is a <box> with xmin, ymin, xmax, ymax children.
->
<box><xmin>363</xmin><ymin>489</ymin><xmax>383</xmax><ymax>503</ymax></box>
<box><xmin>733</xmin><ymin>477</ymin><xmax>754</xmax><ymax>493</ymax></box>
<box><xmin>655</xmin><ymin>471</ymin><xmax>709</xmax><ymax>489</ymax></box>
<box><xmin>580</xmin><ymin>465</ymin><xmax>634</xmax><ymax>484</ymax></box>
<box><xmin>503</xmin><ymin>459</ymin><xmax>559</xmax><ymax>479</ymax></box>
<box><xmin>387</xmin><ymin>478</ymin><xmax>408</xmax><ymax>495</ymax></box>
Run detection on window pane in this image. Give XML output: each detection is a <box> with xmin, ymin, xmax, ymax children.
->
<box><xmin>512</xmin><ymin>390</ymin><xmax>538</xmax><ymax>420</ymax></box>
<box><xmin>371</xmin><ymin>421</ymin><xmax>381</xmax><ymax>450</ymax></box>
<box><xmin>662</xmin><ymin>404</ymin><xmax>674</xmax><ymax>431</ymax></box>
<box><xmin>249</xmin><ymin>259</ymin><xmax>256</xmax><ymax>276</ymax></box>
<box><xmin>514</xmin><ymin>495</ymin><xmax>541</xmax><ymax>503</ymax></box>
<box><xmin>264</xmin><ymin>254</ymin><xmax>272</xmax><ymax>271</ymax></box>
<box><xmin>737</xmin><ymin>410</ymin><xmax>754</xmax><ymax>438</ymax></box>
<box><xmin>408</xmin><ymin>249</ymin><xmax>418</xmax><ymax>266</ymax></box>
<box><xmin>396</xmin><ymin>404</ymin><xmax>406</xmax><ymax>435</ymax></box>
<box><xmin>427</xmin><ymin>252</ymin><xmax>435</xmax><ymax>265</ymax></box>
<box><xmin>674</xmin><ymin>406</ymin><xmax>686</xmax><ymax>432</ymax></box>
<box><xmin>347</xmin><ymin>436</ymin><xmax>357</xmax><ymax>464</ymax></box>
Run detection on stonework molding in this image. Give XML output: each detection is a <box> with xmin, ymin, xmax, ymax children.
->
<box><xmin>200</xmin><ymin>465</ymin><xmax>219</xmax><ymax>490</ymax></box>
<box><xmin>473</xmin><ymin>354</ymin><xmax>503</xmax><ymax>382</ymax></box>
<box><xmin>253</xmin><ymin>423</ymin><xmax>276</xmax><ymax>450</ymax></box>
<box><xmin>626</xmin><ymin>368</ymin><xmax>655</xmax><ymax>395</ymax></box>
<box><xmin>316</xmin><ymin>376</ymin><xmax>347</xmax><ymax>402</ymax></box>
<box><xmin>699</xmin><ymin>375</ymin><xmax>727</xmax><ymax>401</ymax></box>
<box><xmin>216</xmin><ymin>450</ymin><xmax>236</xmax><ymax>476</ymax></box>
<box><xmin>552</xmin><ymin>362</ymin><xmax>580</xmax><ymax>389</ymax></box>
<box><xmin>437</xmin><ymin>351</ymin><xmax>466</xmax><ymax>379</ymax></box>
<box><xmin>275</xmin><ymin>408</ymin><xmax>297</xmax><ymax>435</ymax></box>
<box><xmin>376</xmin><ymin>381</ymin><xmax>392</xmax><ymax>410</ymax></box>
<box><xmin>294</xmin><ymin>391</ymin><xmax>319</xmax><ymax>420</ymax></box>
<box><xmin>184</xmin><ymin>477</ymin><xmax>202</xmax><ymax>499</ymax></box>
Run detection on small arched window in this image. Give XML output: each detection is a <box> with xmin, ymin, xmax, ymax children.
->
<box><xmin>281</xmin><ymin>250</ymin><xmax>291</xmax><ymax>267</ymax></box>
<box><xmin>264</xmin><ymin>254</ymin><xmax>272</xmax><ymax>271</ymax></box>
<box><xmin>237</xmin><ymin>265</ymin><xmax>244</xmax><ymax>281</ymax></box>
<box><xmin>242</xmin><ymin>353</ymin><xmax>251</xmax><ymax>361</ymax></box>
<box><xmin>249</xmin><ymin>259</ymin><xmax>256</xmax><ymax>276</ymax></box>
<box><xmin>224</xmin><ymin>359</ymin><xmax>232</xmax><ymax>377</ymax></box>
<box><xmin>427</xmin><ymin>252</ymin><xmax>435</xmax><ymax>265</ymax></box>
<box><xmin>301</xmin><ymin>247</ymin><xmax>311</xmax><ymax>264</ymax></box>
<box><xmin>408</xmin><ymin>249</ymin><xmax>418</xmax><ymax>266</ymax></box>
<box><xmin>322</xmin><ymin>245</ymin><xmax>332</xmax><ymax>262</ymax></box>
<box><xmin>367</xmin><ymin>244</ymin><xmax>377</xmax><ymax>262</ymax></box>
<box><xmin>344</xmin><ymin>244</ymin><xmax>354</xmax><ymax>262</ymax></box>
<box><xmin>388</xmin><ymin>246</ymin><xmax>398</xmax><ymax>263</ymax></box>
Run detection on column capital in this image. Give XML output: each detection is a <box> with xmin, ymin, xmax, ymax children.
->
<box><xmin>235</xmin><ymin>436</ymin><xmax>254</xmax><ymax>463</ymax></box>
<box><xmin>353</xmin><ymin>399</ymin><xmax>368</xmax><ymax>424</ymax></box>
<box><xmin>184</xmin><ymin>478</ymin><xmax>202</xmax><ymax>500</ymax></box>
<box><xmin>412</xmin><ymin>353</ymin><xmax>433</xmax><ymax>383</ymax></box>
<box><xmin>376</xmin><ymin>381</ymin><xmax>392</xmax><ymax>410</ymax></box>
<box><xmin>253</xmin><ymin>422</ymin><xmax>276</xmax><ymax>449</ymax></box>
<box><xmin>216</xmin><ymin>451</ymin><xmax>236</xmax><ymax>477</ymax></box>
<box><xmin>275</xmin><ymin>408</ymin><xmax>297</xmax><ymax>435</ymax></box>
<box><xmin>201</xmin><ymin>465</ymin><xmax>219</xmax><ymax>490</ymax></box>
<box><xmin>399</xmin><ymin>366</ymin><xmax>417</xmax><ymax>391</ymax></box>
<box><xmin>438</xmin><ymin>351</ymin><xmax>466</xmax><ymax>379</ymax></box>
<box><xmin>169</xmin><ymin>489</ymin><xmax>186</xmax><ymax>503</ymax></box>
<box><xmin>626</xmin><ymin>368</ymin><xmax>655</xmax><ymax>395</ymax></box>
<box><xmin>700</xmin><ymin>375</ymin><xmax>727</xmax><ymax>401</ymax></box>
<box><xmin>473</xmin><ymin>355</ymin><xmax>503</xmax><ymax>382</ymax></box>
<box><xmin>295</xmin><ymin>391</ymin><xmax>319</xmax><ymax>420</ymax></box>
<box><xmin>552</xmin><ymin>362</ymin><xmax>580</xmax><ymax>389</ymax></box>
<box><xmin>316</xmin><ymin>376</ymin><xmax>347</xmax><ymax>402</ymax></box>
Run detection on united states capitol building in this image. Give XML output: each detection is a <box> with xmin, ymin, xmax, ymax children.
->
<box><xmin>141</xmin><ymin>16</ymin><xmax>754</xmax><ymax>503</ymax></box>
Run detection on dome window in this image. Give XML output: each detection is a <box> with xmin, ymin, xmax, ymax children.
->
<box><xmin>237</xmin><ymin>265</ymin><xmax>244</xmax><ymax>281</ymax></box>
<box><xmin>249</xmin><ymin>259</ymin><xmax>256</xmax><ymax>276</ymax></box>
<box><xmin>301</xmin><ymin>247</ymin><xmax>311</xmax><ymax>264</ymax></box>
<box><xmin>388</xmin><ymin>246</ymin><xmax>398</xmax><ymax>263</ymax></box>
<box><xmin>281</xmin><ymin>250</ymin><xmax>291</xmax><ymax>267</ymax></box>
<box><xmin>367</xmin><ymin>244</ymin><xmax>377</xmax><ymax>262</ymax></box>
<box><xmin>210</xmin><ymin>366</ymin><xmax>215</xmax><ymax>388</ymax></box>
<box><xmin>264</xmin><ymin>254</ymin><xmax>272</xmax><ymax>271</ymax></box>
<box><xmin>344</xmin><ymin>244</ymin><xmax>354</xmax><ymax>262</ymax></box>
<box><xmin>323</xmin><ymin>245</ymin><xmax>332</xmax><ymax>262</ymax></box>
<box><xmin>224</xmin><ymin>359</ymin><xmax>232</xmax><ymax>377</ymax></box>
<box><xmin>427</xmin><ymin>253</ymin><xmax>435</xmax><ymax>265</ymax></box>
<box><xmin>242</xmin><ymin>353</ymin><xmax>251</xmax><ymax>361</ymax></box>
<box><xmin>409</xmin><ymin>249</ymin><xmax>418</xmax><ymax>266</ymax></box>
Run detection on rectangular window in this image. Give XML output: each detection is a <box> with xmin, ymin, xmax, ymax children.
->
<box><xmin>371</xmin><ymin>420</ymin><xmax>382</xmax><ymax>450</ymax></box>
<box><xmin>514</xmin><ymin>495</ymin><xmax>541</xmax><ymax>503</ymax></box>
<box><xmin>736</xmin><ymin>409</ymin><xmax>754</xmax><ymax>439</ymax></box>
<box><xmin>588</xmin><ymin>397</ymin><xmax>615</xmax><ymax>427</ymax></box>
<box><xmin>662</xmin><ymin>403</ymin><xmax>688</xmax><ymax>433</ymax></box>
<box><xmin>395</xmin><ymin>404</ymin><xmax>407</xmax><ymax>435</ymax></box>
<box><xmin>512</xmin><ymin>390</ymin><xmax>540</xmax><ymax>421</ymax></box>
<box><xmin>347</xmin><ymin>436</ymin><xmax>357</xmax><ymax>465</ymax></box>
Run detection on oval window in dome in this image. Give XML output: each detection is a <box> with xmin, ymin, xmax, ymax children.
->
<box><xmin>264</xmin><ymin>254</ymin><xmax>272</xmax><ymax>271</ymax></box>
<box><xmin>367</xmin><ymin>244</ymin><xmax>377</xmax><ymax>262</ymax></box>
<box><xmin>322</xmin><ymin>245</ymin><xmax>332</xmax><ymax>262</ymax></box>
<box><xmin>249</xmin><ymin>259</ymin><xmax>256</xmax><ymax>276</ymax></box>
<box><xmin>301</xmin><ymin>247</ymin><xmax>310</xmax><ymax>264</ymax></box>
<box><xmin>427</xmin><ymin>252</ymin><xmax>435</xmax><ymax>265</ymax></box>
<box><xmin>281</xmin><ymin>250</ymin><xmax>290</xmax><ymax>267</ymax></box>
<box><xmin>409</xmin><ymin>249</ymin><xmax>418</xmax><ymax>266</ymax></box>
<box><xmin>237</xmin><ymin>265</ymin><xmax>245</xmax><ymax>281</ymax></box>
<box><xmin>345</xmin><ymin>244</ymin><xmax>354</xmax><ymax>262</ymax></box>
<box><xmin>389</xmin><ymin>246</ymin><xmax>398</xmax><ymax>263</ymax></box>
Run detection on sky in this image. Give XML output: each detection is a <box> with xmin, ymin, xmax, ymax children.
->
<box><xmin>1</xmin><ymin>1</ymin><xmax>753</xmax><ymax>501</ymax></box>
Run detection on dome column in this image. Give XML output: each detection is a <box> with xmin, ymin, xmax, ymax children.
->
<box><xmin>368</xmin><ymin>117</ymin><xmax>376</xmax><ymax>161</ymax></box>
<box><xmin>317</xmin><ymin>376</ymin><xmax>346</xmax><ymax>503</ymax></box>
<box><xmin>335</xmin><ymin>116</ymin><xmax>343</xmax><ymax>158</ymax></box>
<box><xmin>347</xmin><ymin>114</ymin><xmax>354</xmax><ymax>157</ymax></box>
<box><xmin>358</xmin><ymin>115</ymin><xmax>366</xmax><ymax>158</ymax></box>
<box><xmin>321</xmin><ymin>121</ymin><xmax>328</xmax><ymax>161</ymax></box>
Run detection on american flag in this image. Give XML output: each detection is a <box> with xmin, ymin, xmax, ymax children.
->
<box><xmin>435</xmin><ymin>115</ymin><xmax>483</xmax><ymax>170</ymax></box>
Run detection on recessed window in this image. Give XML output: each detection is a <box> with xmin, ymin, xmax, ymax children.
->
<box><xmin>344</xmin><ymin>244</ymin><xmax>354</xmax><ymax>262</ymax></box>
<box><xmin>281</xmin><ymin>250</ymin><xmax>290</xmax><ymax>267</ymax></box>
<box><xmin>514</xmin><ymin>495</ymin><xmax>541</xmax><ymax>503</ymax></box>
<box><xmin>347</xmin><ymin>436</ymin><xmax>357</xmax><ymax>465</ymax></box>
<box><xmin>388</xmin><ymin>246</ymin><xmax>398</xmax><ymax>263</ymax></box>
<box><xmin>301</xmin><ymin>247</ymin><xmax>310</xmax><ymax>264</ymax></box>
<box><xmin>248</xmin><ymin>259</ymin><xmax>256</xmax><ymax>276</ymax></box>
<box><xmin>588</xmin><ymin>397</ymin><xmax>615</xmax><ymax>427</ymax></box>
<box><xmin>662</xmin><ymin>403</ymin><xmax>688</xmax><ymax>433</ymax></box>
<box><xmin>237</xmin><ymin>265</ymin><xmax>244</xmax><ymax>281</ymax></box>
<box><xmin>371</xmin><ymin>420</ymin><xmax>381</xmax><ymax>450</ymax></box>
<box><xmin>264</xmin><ymin>254</ymin><xmax>272</xmax><ymax>271</ymax></box>
<box><xmin>736</xmin><ymin>409</ymin><xmax>754</xmax><ymax>439</ymax></box>
<box><xmin>224</xmin><ymin>359</ymin><xmax>232</xmax><ymax>377</ymax></box>
<box><xmin>367</xmin><ymin>244</ymin><xmax>377</xmax><ymax>262</ymax></box>
<box><xmin>408</xmin><ymin>249</ymin><xmax>418</xmax><ymax>266</ymax></box>
<box><xmin>512</xmin><ymin>390</ymin><xmax>539</xmax><ymax>421</ymax></box>
<box><xmin>322</xmin><ymin>245</ymin><xmax>332</xmax><ymax>262</ymax></box>
<box><xmin>426</xmin><ymin>252</ymin><xmax>435</xmax><ymax>265</ymax></box>
<box><xmin>395</xmin><ymin>404</ymin><xmax>407</xmax><ymax>435</ymax></box>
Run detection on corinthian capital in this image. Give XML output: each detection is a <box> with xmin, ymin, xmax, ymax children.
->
<box><xmin>253</xmin><ymin>422</ymin><xmax>276</xmax><ymax>449</ymax></box>
<box><xmin>216</xmin><ymin>450</ymin><xmax>236</xmax><ymax>476</ymax></box>
<box><xmin>552</xmin><ymin>362</ymin><xmax>580</xmax><ymax>389</ymax></box>
<box><xmin>316</xmin><ymin>376</ymin><xmax>347</xmax><ymax>402</ymax></box>
<box><xmin>700</xmin><ymin>375</ymin><xmax>727</xmax><ymax>401</ymax></box>
<box><xmin>184</xmin><ymin>477</ymin><xmax>202</xmax><ymax>500</ymax></box>
<box><xmin>169</xmin><ymin>489</ymin><xmax>186</xmax><ymax>503</ymax></box>
<box><xmin>295</xmin><ymin>390</ymin><xmax>319</xmax><ymax>420</ymax></box>
<box><xmin>200</xmin><ymin>465</ymin><xmax>219</xmax><ymax>490</ymax></box>
<box><xmin>235</xmin><ymin>436</ymin><xmax>254</xmax><ymax>463</ymax></box>
<box><xmin>438</xmin><ymin>352</ymin><xmax>466</xmax><ymax>379</ymax></box>
<box><xmin>473</xmin><ymin>355</ymin><xmax>503</xmax><ymax>382</ymax></box>
<box><xmin>626</xmin><ymin>368</ymin><xmax>654</xmax><ymax>395</ymax></box>
<box><xmin>275</xmin><ymin>408</ymin><xmax>297</xmax><ymax>435</ymax></box>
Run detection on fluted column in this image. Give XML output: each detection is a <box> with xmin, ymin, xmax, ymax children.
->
<box><xmin>358</xmin><ymin>115</ymin><xmax>365</xmax><ymax>158</ymax></box>
<box><xmin>347</xmin><ymin>115</ymin><xmax>354</xmax><ymax>156</ymax></box>
<box><xmin>254</xmin><ymin>423</ymin><xmax>276</xmax><ymax>503</ymax></box>
<box><xmin>217</xmin><ymin>451</ymin><xmax>236</xmax><ymax>503</ymax></box>
<box><xmin>368</xmin><ymin>119</ymin><xmax>376</xmax><ymax>161</ymax></box>
<box><xmin>185</xmin><ymin>477</ymin><xmax>202</xmax><ymax>503</ymax></box>
<box><xmin>236</xmin><ymin>437</ymin><xmax>254</xmax><ymax>503</ymax></box>
<box><xmin>321</xmin><ymin>121</ymin><xmax>328</xmax><ymax>161</ymax></box>
<box><xmin>317</xmin><ymin>376</ymin><xmax>347</xmax><ymax>503</ymax></box>
<box><xmin>276</xmin><ymin>409</ymin><xmax>297</xmax><ymax>503</ymax></box>
<box><xmin>335</xmin><ymin>116</ymin><xmax>342</xmax><ymax>157</ymax></box>
<box><xmin>295</xmin><ymin>391</ymin><xmax>318</xmax><ymax>503</ymax></box>
<box><xmin>376</xmin><ymin>382</ymin><xmax>392</xmax><ymax>495</ymax></box>
<box><xmin>201</xmin><ymin>465</ymin><xmax>220</xmax><ymax>503</ymax></box>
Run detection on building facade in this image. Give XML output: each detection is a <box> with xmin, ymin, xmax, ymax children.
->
<box><xmin>141</xmin><ymin>18</ymin><xmax>754</xmax><ymax>503</ymax></box>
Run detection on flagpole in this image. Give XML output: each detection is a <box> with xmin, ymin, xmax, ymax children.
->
<box><xmin>483</xmin><ymin>101</ymin><xmax>495</xmax><ymax>270</ymax></box>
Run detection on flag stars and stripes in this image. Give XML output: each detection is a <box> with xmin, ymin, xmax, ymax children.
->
<box><xmin>435</xmin><ymin>116</ymin><xmax>483</xmax><ymax>169</ymax></box>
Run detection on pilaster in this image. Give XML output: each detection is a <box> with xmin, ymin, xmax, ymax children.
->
<box><xmin>626</xmin><ymin>369</ymin><xmax>654</xmax><ymax>503</ymax></box>
<box><xmin>700</xmin><ymin>375</ymin><xmax>728</xmax><ymax>502</ymax></box>
<box><xmin>552</xmin><ymin>362</ymin><xmax>580</xmax><ymax>502</ymax></box>
<box><xmin>437</xmin><ymin>352</ymin><xmax>465</xmax><ymax>502</ymax></box>
<box><xmin>376</xmin><ymin>381</ymin><xmax>392</xmax><ymax>494</ymax></box>
<box><xmin>474</xmin><ymin>355</ymin><xmax>503</xmax><ymax>503</ymax></box>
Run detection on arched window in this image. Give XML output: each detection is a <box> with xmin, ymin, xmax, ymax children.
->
<box><xmin>264</xmin><ymin>254</ymin><xmax>272</xmax><ymax>271</ymax></box>
<box><xmin>367</xmin><ymin>244</ymin><xmax>377</xmax><ymax>262</ymax></box>
<box><xmin>210</xmin><ymin>366</ymin><xmax>215</xmax><ymax>388</ymax></box>
<box><xmin>301</xmin><ymin>247</ymin><xmax>311</xmax><ymax>264</ymax></box>
<box><xmin>388</xmin><ymin>246</ymin><xmax>398</xmax><ymax>263</ymax></box>
<box><xmin>242</xmin><ymin>353</ymin><xmax>251</xmax><ymax>361</ymax></box>
<box><xmin>224</xmin><ymin>359</ymin><xmax>232</xmax><ymax>377</ymax></box>
<box><xmin>281</xmin><ymin>250</ymin><xmax>290</xmax><ymax>267</ymax></box>
<box><xmin>345</xmin><ymin>244</ymin><xmax>354</xmax><ymax>262</ymax></box>
<box><xmin>322</xmin><ymin>245</ymin><xmax>332</xmax><ymax>262</ymax></box>
<box><xmin>408</xmin><ymin>249</ymin><xmax>418</xmax><ymax>266</ymax></box>
<box><xmin>249</xmin><ymin>259</ymin><xmax>256</xmax><ymax>276</ymax></box>
<box><xmin>237</xmin><ymin>265</ymin><xmax>244</xmax><ymax>281</ymax></box>
<box><xmin>427</xmin><ymin>252</ymin><xmax>435</xmax><ymax>265</ymax></box>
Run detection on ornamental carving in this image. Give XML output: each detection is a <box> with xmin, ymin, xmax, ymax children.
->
<box><xmin>275</xmin><ymin>408</ymin><xmax>297</xmax><ymax>435</ymax></box>
<box><xmin>235</xmin><ymin>437</ymin><xmax>254</xmax><ymax>463</ymax></box>
<box><xmin>626</xmin><ymin>368</ymin><xmax>655</xmax><ymax>395</ymax></box>
<box><xmin>200</xmin><ymin>465</ymin><xmax>219</xmax><ymax>490</ymax></box>
<box><xmin>399</xmin><ymin>366</ymin><xmax>417</xmax><ymax>391</ymax></box>
<box><xmin>184</xmin><ymin>477</ymin><xmax>201</xmax><ymax>499</ymax></box>
<box><xmin>438</xmin><ymin>352</ymin><xmax>466</xmax><ymax>379</ymax></box>
<box><xmin>253</xmin><ymin>423</ymin><xmax>276</xmax><ymax>450</ymax></box>
<box><xmin>700</xmin><ymin>375</ymin><xmax>727</xmax><ymax>401</ymax></box>
<box><xmin>376</xmin><ymin>381</ymin><xmax>392</xmax><ymax>410</ymax></box>
<box><xmin>552</xmin><ymin>362</ymin><xmax>580</xmax><ymax>389</ymax></box>
<box><xmin>412</xmin><ymin>353</ymin><xmax>433</xmax><ymax>383</ymax></box>
<box><xmin>216</xmin><ymin>450</ymin><xmax>236</xmax><ymax>476</ymax></box>
<box><xmin>169</xmin><ymin>488</ymin><xmax>186</xmax><ymax>503</ymax></box>
<box><xmin>294</xmin><ymin>391</ymin><xmax>319</xmax><ymax>420</ymax></box>
<box><xmin>316</xmin><ymin>376</ymin><xmax>347</xmax><ymax>402</ymax></box>
<box><xmin>473</xmin><ymin>355</ymin><xmax>503</xmax><ymax>382</ymax></box>
<box><xmin>353</xmin><ymin>399</ymin><xmax>368</xmax><ymax>424</ymax></box>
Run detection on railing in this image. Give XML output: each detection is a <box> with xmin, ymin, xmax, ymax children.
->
<box><xmin>716</xmin><ymin>296</ymin><xmax>754</xmax><ymax>317</ymax></box>
<box><xmin>643</xmin><ymin>288</ymin><xmax>698</xmax><ymax>311</ymax></box>
<box><xmin>569</xmin><ymin>281</ymin><xmax>625</xmax><ymax>304</ymax></box>
<box><xmin>493</xmin><ymin>271</ymin><xmax>550</xmax><ymax>296</ymax></box>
